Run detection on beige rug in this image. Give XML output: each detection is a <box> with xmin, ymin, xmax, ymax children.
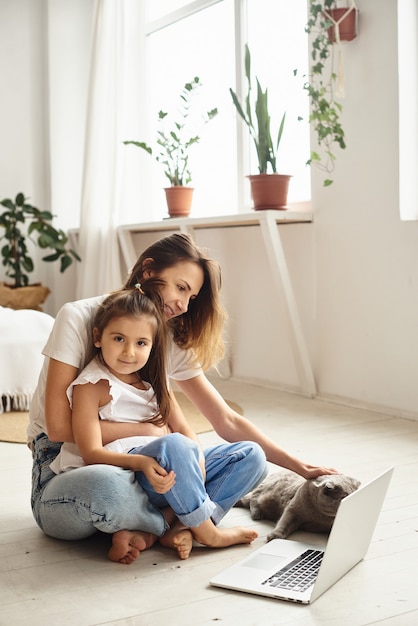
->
<box><xmin>0</xmin><ymin>392</ymin><xmax>243</xmax><ymax>444</ymax></box>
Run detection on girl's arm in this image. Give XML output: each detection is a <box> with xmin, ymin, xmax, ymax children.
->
<box><xmin>167</xmin><ymin>389</ymin><xmax>199</xmax><ymax>441</ymax></box>
<box><xmin>71</xmin><ymin>381</ymin><xmax>175</xmax><ymax>493</ymax></box>
<box><xmin>176</xmin><ymin>374</ymin><xmax>339</xmax><ymax>479</ymax></box>
<box><xmin>167</xmin><ymin>388</ymin><xmax>206</xmax><ymax>479</ymax></box>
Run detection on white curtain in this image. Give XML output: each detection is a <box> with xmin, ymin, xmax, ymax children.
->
<box><xmin>76</xmin><ymin>0</ymin><xmax>145</xmax><ymax>298</ymax></box>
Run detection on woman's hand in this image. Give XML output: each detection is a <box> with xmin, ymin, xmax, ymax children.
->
<box><xmin>298</xmin><ymin>464</ymin><xmax>340</xmax><ymax>480</ymax></box>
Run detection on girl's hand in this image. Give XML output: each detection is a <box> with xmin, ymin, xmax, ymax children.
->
<box><xmin>139</xmin><ymin>456</ymin><xmax>176</xmax><ymax>494</ymax></box>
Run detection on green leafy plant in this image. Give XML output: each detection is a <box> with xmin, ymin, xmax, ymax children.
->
<box><xmin>304</xmin><ymin>0</ymin><xmax>346</xmax><ymax>186</ymax></box>
<box><xmin>0</xmin><ymin>192</ymin><xmax>81</xmax><ymax>288</ymax></box>
<box><xmin>124</xmin><ymin>77</ymin><xmax>218</xmax><ymax>186</ymax></box>
<box><xmin>230</xmin><ymin>44</ymin><xmax>286</xmax><ymax>174</ymax></box>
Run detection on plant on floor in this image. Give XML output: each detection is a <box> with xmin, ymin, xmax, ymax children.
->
<box><xmin>124</xmin><ymin>77</ymin><xmax>218</xmax><ymax>187</ymax></box>
<box><xmin>0</xmin><ymin>192</ymin><xmax>81</xmax><ymax>288</ymax></box>
<box><xmin>303</xmin><ymin>0</ymin><xmax>348</xmax><ymax>186</ymax></box>
<box><xmin>229</xmin><ymin>44</ymin><xmax>286</xmax><ymax>175</ymax></box>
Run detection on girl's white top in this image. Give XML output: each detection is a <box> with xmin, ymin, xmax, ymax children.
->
<box><xmin>50</xmin><ymin>357</ymin><xmax>162</xmax><ymax>474</ymax></box>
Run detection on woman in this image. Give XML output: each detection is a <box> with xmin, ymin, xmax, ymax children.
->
<box><xmin>52</xmin><ymin>287</ymin><xmax>258</xmax><ymax>558</ymax></box>
<box><xmin>28</xmin><ymin>233</ymin><xmax>336</xmax><ymax>564</ymax></box>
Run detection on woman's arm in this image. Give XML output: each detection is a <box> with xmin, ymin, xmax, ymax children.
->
<box><xmin>100</xmin><ymin>419</ymin><xmax>172</xmax><ymax>445</ymax></box>
<box><xmin>72</xmin><ymin>381</ymin><xmax>176</xmax><ymax>493</ymax></box>
<box><xmin>176</xmin><ymin>374</ymin><xmax>338</xmax><ymax>479</ymax></box>
<box><xmin>45</xmin><ymin>358</ymin><xmax>78</xmax><ymax>442</ymax></box>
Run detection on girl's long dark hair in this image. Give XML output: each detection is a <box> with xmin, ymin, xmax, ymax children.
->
<box><xmin>124</xmin><ymin>233</ymin><xmax>227</xmax><ymax>370</ymax></box>
<box><xmin>88</xmin><ymin>288</ymin><xmax>171</xmax><ymax>426</ymax></box>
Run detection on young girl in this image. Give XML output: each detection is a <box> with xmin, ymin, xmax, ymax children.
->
<box><xmin>29</xmin><ymin>233</ymin><xmax>336</xmax><ymax>564</ymax></box>
<box><xmin>50</xmin><ymin>286</ymin><xmax>258</xmax><ymax>560</ymax></box>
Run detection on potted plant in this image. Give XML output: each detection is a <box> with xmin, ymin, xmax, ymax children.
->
<box><xmin>229</xmin><ymin>44</ymin><xmax>290</xmax><ymax>210</ymax></box>
<box><xmin>303</xmin><ymin>1</ymin><xmax>358</xmax><ymax>186</ymax></box>
<box><xmin>0</xmin><ymin>192</ymin><xmax>81</xmax><ymax>310</ymax></box>
<box><xmin>124</xmin><ymin>77</ymin><xmax>218</xmax><ymax>218</ymax></box>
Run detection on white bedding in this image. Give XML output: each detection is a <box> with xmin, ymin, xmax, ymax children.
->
<box><xmin>0</xmin><ymin>306</ymin><xmax>54</xmax><ymax>413</ymax></box>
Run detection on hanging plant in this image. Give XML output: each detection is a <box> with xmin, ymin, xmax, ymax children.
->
<box><xmin>303</xmin><ymin>1</ymin><xmax>357</xmax><ymax>186</ymax></box>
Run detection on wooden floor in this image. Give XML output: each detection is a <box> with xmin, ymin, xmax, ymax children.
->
<box><xmin>1</xmin><ymin>377</ymin><xmax>418</xmax><ymax>626</ymax></box>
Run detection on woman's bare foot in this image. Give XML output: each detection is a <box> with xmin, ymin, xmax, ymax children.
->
<box><xmin>108</xmin><ymin>529</ymin><xmax>157</xmax><ymax>564</ymax></box>
<box><xmin>159</xmin><ymin>522</ymin><xmax>193</xmax><ymax>560</ymax></box>
<box><xmin>192</xmin><ymin>524</ymin><xmax>258</xmax><ymax>548</ymax></box>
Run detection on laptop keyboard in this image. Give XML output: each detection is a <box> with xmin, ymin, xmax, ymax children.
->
<box><xmin>262</xmin><ymin>549</ymin><xmax>324</xmax><ymax>593</ymax></box>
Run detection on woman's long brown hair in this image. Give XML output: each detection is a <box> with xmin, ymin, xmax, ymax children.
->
<box><xmin>124</xmin><ymin>233</ymin><xmax>227</xmax><ymax>371</ymax></box>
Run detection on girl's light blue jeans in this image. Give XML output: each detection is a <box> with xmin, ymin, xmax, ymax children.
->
<box><xmin>131</xmin><ymin>432</ymin><xmax>268</xmax><ymax>527</ymax></box>
<box><xmin>31</xmin><ymin>432</ymin><xmax>267</xmax><ymax>540</ymax></box>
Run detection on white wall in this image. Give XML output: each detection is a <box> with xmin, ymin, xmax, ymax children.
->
<box><xmin>1</xmin><ymin>0</ymin><xmax>417</xmax><ymax>419</ymax></box>
<box><xmin>0</xmin><ymin>0</ymin><xmax>39</xmax><ymax>198</ymax></box>
<box><xmin>312</xmin><ymin>0</ymin><xmax>418</xmax><ymax>418</ymax></box>
<box><xmin>128</xmin><ymin>222</ymin><xmax>315</xmax><ymax>394</ymax></box>
<box><xmin>0</xmin><ymin>0</ymin><xmax>93</xmax><ymax>315</ymax></box>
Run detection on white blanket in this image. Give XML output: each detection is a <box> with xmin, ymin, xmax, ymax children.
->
<box><xmin>0</xmin><ymin>306</ymin><xmax>54</xmax><ymax>413</ymax></box>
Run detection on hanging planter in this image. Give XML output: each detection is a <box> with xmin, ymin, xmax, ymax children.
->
<box><xmin>164</xmin><ymin>187</ymin><xmax>194</xmax><ymax>218</ymax></box>
<box><xmin>326</xmin><ymin>5</ymin><xmax>359</xmax><ymax>43</ymax></box>
<box><xmin>302</xmin><ymin>1</ymin><xmax>359</xmax><ymax>186</ymax></box>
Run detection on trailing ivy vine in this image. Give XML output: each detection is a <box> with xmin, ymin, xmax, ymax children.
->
<box><xmin>304</xmin><ymin>0</ymin><xmax>347</xmax><ymax>186</ymax></box>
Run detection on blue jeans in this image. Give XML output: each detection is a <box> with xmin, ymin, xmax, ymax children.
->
<box><xmin>132</xmin><ymin>432</ymin><xmax>268</xmax><ymax>527</ymax></box>
<box><xmin>31</xmin><ymin>433</ymin><xmax>166</xmax><ymax>540</ymax></box>
<box><xmin>30</xmin><ymin>432</ymin><xmax>267</xmax><ymax>540</ymax></box>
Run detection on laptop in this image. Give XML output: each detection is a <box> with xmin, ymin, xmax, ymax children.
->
<box><xmin>210</xmin><ymin>467</ymin><xmax>393</xmax><ymax>604</ymax></box>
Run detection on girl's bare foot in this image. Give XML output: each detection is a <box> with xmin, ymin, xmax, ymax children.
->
<box><xmin>109</xmin><ymin>529</ymin><xmax>157</xmax><ymax>564</ymax></box>
<box><xmin>193</xmin><ymin>524</ymin><xmax>258</xmax><ymax>548</ymax></box>
<box><xmin>159</xmin><ymin>523</ymin><xmax>193</xmax><ymax>560</ymax></box>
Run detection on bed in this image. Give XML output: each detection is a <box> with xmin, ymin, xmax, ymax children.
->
<box><xmin>0</xmin><ymin>306</ymin><xmax>54</xmax><ymax>413</ymax></box>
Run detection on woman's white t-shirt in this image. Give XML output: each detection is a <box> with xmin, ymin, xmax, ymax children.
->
<box><xmin>27</xmin><ymin>295</ymin><xmax>202</xmax><ymax>444</ymax></box>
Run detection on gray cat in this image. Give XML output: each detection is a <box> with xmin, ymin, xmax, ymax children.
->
<box><xmin>236</xmin><ymin>470</ymin><xmax>360</xmax><ymax>542</ymax></box>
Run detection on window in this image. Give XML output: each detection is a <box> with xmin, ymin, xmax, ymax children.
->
<box><xmin>143</xmin><ymin>0</ymin><xmax>309</xmax><ymax>219</ymax></box>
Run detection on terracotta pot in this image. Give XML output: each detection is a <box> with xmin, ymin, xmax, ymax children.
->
<box><xmin>164</xmin><ymin>186</ymin><xmax>194</xmax><ymax>218</ymax></box>
<box><xmin>0</xmin><ymin>282</ymin><xmax>50</xmax><ymax>310</ymax></box>
<box><xmin>326</xmin><ymin>7</ymin><xmax>358</xmax><ymax>43</ymax></box>
<box><xmin>248</xmin><ymin>174</ymin><xmax>292</xmax><ymax>211</ymax></box>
